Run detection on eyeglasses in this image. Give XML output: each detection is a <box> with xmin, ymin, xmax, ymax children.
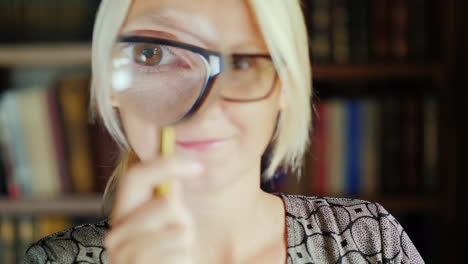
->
<box><xmin>110</xmin><ymin>36</ymin><xmax>278</xmax><ymax>126</ymax></box>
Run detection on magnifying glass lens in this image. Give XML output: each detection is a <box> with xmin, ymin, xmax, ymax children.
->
<box><xmin>111</xmin><ymin>42</ymin><xmax>208</xmax><ymax>126</ymax></box>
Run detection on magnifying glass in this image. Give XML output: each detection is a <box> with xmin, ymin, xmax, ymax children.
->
<box><xmin>109</xmin><ymin>35</ymin><xmax>277</xmax><ymax>197</ymax></box>
<box><xmin>110</xmin><ymin>36</ymin><xmax>213</xmax><ymax>197</ymax></box>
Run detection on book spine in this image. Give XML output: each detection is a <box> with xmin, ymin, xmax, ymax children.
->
<box><xmin>0</xmin><ymin>0</ymin><xmax>22</xmax><ymax>43</ymax></box>
<box><xmin>16</xmin><ymin>216</ymin><xmax>35</xmax><ymax>262</ymax></box>
<box><xmin>402</xmin><ymin>95</ymin><xmax>422</xmax><ymax>193</ymax></box>
<box><xmin>423</xmin><ymin>95</ymin><xmax>438</xmax><ymax>193</ymax></box>
<box><xmin>18</xmin><ymin>88</ymin><xmax>61</xmax><ymax>198</ymax></box>
<box><xmin>56</xmin><ymin>0</ymin><xmax>97</xmax><ymax>41</ymax></box>
<box><xmin>372</xmin><ymin>0</ymin><xmax>390</xmax><ymax>61</ymax></box>
<box><xmin>326</xmin><ymin>99</ymin><xmax>346</xmax><ymax>196</ymax></box>
<box><xmin>35</xmin><ymin>216</ymin><xmax>70</xmax><ymax>241</ymax></box>
<box><xmin>57</xmin><ymin>75</ymin><xmax>95</xmax><ymax>194</ymax></box>
<box><xmin>409</xmin><ymin>0</ymin><xmax>429</xmax><ymax>61</ymax></box>
<box><xmin>380</xmin><ymin>95</ymin><xmax>403</xmax><ymax>194</ymax></box>
<box><xmin>1</xmin><ymin>92</ymin><xmax>30</xmax><ymax>199</ymax></box>
<box><xmin>345</xmin><ymin>101</ymin><xmax>361</xmax><ymax>196</ymax></box>
<box><xmin>0</xmin><ymin>154</ymin><xmax>6</xmax><ymax>196</ymax></box>
<box><xmin>23</xmin><ymin>0</ymin><xmax>48</xmax><ymax>42</ymax></box>
<box><xmin>331</xmin><ymin>0</ymin><xmax>351</xmax><ymax>64</ymax></box>
<box><xmin>361</xmin><ymin>99</ymin><xmax>380</xmax><ymax>196</ymax></box>
<box><xmin>91</xmin><ymin>122</ymin><xmax>118</xmax><ymax>194</ymax></box>
<box><xmin>389</xmin><ymin>0</ymin><xmax>410</xmax><ymax>61</ymax></box>
<box><xmin>46</xmin><ymin>86</ymin><xmax>71</xmax><ymax>194</ymax></box>
<box><xmin>0</xmin><ymin>216</ymin><xmax>15</xmax><ymax>264</ymax></box>
<box><xmin>312</xmin><ymin>101</ymin><xmax>328</xmax><ymax>196</ymax></box>
<box><xmin>349</xmin><ymin>0</ymin><xmax>370</xmax><ymax>63</ymax></box>
<box><xmin>309</xmin><ymin>0</ymin><xmax>332</xmax><ymax>64</ymax></box>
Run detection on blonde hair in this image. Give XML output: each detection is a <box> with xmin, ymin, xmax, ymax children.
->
<box><xmin>90</xmin><ymin>0</ymin><xmax>312</xmax><ymax>216</ymax></box>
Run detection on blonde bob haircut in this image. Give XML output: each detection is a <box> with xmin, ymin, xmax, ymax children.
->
<box><xmin>91</xmin><ymin>0</ymin><xmax>312</xmax><ymax>216</ymax></box>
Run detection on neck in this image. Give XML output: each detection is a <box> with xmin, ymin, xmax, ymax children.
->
<box><xmin>182</xmin><ymin>166</ymin><xmax>285</xmax><ymax>263</ymax></box>
<box><xmin>184</xmin><ymin>165</ymin><xmax>265</xmax><ymax>233</ymax></box>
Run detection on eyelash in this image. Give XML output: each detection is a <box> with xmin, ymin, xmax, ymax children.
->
<box><xmin>123</xmin><ymin>43</ymin><xmax>180</xmax><ymax>73</ymax></box>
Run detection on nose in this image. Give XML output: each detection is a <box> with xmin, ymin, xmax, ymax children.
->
<box><xmin>183</xmin><ymin>74</ymin><xmax>225</xmax><ymax>123</ymax></box>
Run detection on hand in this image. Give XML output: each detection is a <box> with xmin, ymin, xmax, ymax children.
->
<box><xmin>104</xmin><ymin>157</ymin><xmax>202</xmax><ymax>264</ymax></box>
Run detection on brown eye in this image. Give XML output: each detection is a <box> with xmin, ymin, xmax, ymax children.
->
<box><xmin>233</xmin><ymin>57</ymin><xmax>251</xmax><ymax>70</ymax></box>
<box><xmin>233</xmin><ymin>56</ymin><xmax>258</xmax><ymax>72</ymax></box>
<box><xmin>133</xmin><ymin>44</ymin><xmax>163</xmax><ymax>66</ymax></box>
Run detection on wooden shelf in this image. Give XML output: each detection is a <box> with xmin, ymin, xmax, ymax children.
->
<box><xmin>364</xmin><ymin>195</ymin><xmax>443</xmax><ymax>212</ymax></box>
<box><xmin>313</xmin><ymin>63</ymin><xmax>442</xmax><ymax>81</ymax></box>
<box><xmin>0</xmin><ymin>43</ymin><xmax>91</xmax><ymax>66</ymax></box>
<box><xmin>0</xmin><ymin>195</ymin><xmax>102</xmax><ymax>216</ymax></box>
<box><xmin>0</xmin><ymin>194</ymin><xmax>440</xmax><ymax>216</ymax></box>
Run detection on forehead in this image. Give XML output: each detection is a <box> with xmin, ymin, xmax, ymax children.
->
<box><xmin>121</xmin><ymin>0</ymin><xmax>267</xmax><ymax>52</ymax></box>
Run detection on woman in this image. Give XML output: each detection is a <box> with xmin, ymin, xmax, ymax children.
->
<box><xmin>24</xmin><ymin>0</ymin><xmax>424</xmax><ymax>263</ymax></box>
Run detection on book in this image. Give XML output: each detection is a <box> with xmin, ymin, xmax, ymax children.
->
<box><xmin>372</xmin><ymin>0</ymin><xmax>391</xmax><ymax>61</ymax></box>
<box><xmin>311</xmin><ymin>101</ymin><xmax>328</xmax><ymax>196</ymax></box>
<box><xmin>0</xmin><ymin>92</ymin><xmax>30</xmax><ymax>199</ymax></box>
<box><xmin>380</xmin><ymin>94</ymin><xmax>403</xmax><ymax>194</ymax></box>
<box><xmin>90</xmin><ymin>121</ymin><xmax>118</xmax><ymax>193</ymax></box>
<box><xmin>308</xmin><ymin>0</ymin><xmax>332</xmax><ymax>64</ymax></box>
<box><xmin>56</xmin><ymin>74</ymin><xmax>95</xmax><ymax>194</ymax></box>
<box><xmin>46</xmin><ymin>86</ymin><xmax>72</xmax><ymax>194</ymax></box>
<box><xmin>35</xmin><ymin>216</ymin><xmax>70</xmax><ymax>241</ymax></box>
<box><xmin>331</xmin><ymin>0</ymin><xmax>350</xmax><ymax>64</ymax></box>
<box><xmin>401</xmin><ymin>95</ymin><xmax>422</xmax><ymax>193</ymax></box>
<box><xmin>389</xmin><ymin>0</ymin><xmax>410</xmax><ymax>61</ymax></box>
<box><xmin>423</xmin><ymin>95</ymin><xmax>438</xmax><ymax>193</ymax></box>
<box><xmin>22</xmin><ymin>0</ymin><xmax>55</xmax><ymax>42</ymax></box>
<box><xmin>0</xmin><ymin>0</ymin><xmax>22</xmax><ymax>43</ymax></box>
<box><xmin>360</xmin><ymin>99</ymin><xmax>380</xmax><ymax>196</ymax></box>
<box><xmin>0</xmin><ymin>0</ymin><xmax>100</xmax><ymax>43</ymax></box>
<box><xmin>349</xmin><ymin>0</ymin><xmax>370</xmax><ymax>63</ymax></box>
<box><xmin>56</xmin><ymin>0</ymin><xmax>100</xmax><ymax>42</ymax></box>
<box><xmin>326</xmin><ymin>99</ymin><xmax>346</xmax><ymax>196</ymax></box>
<box><xmin>409</xmin><ymin>0</ymin><xmax>430</xmax><ymax>61</ymax></box>
<box><xmin>344</xmin><ymin>100</ymin><xmax>362</xmax><ymax>196</ymax></box>
<box><xmin>17</xmin><ymin>87</ymin><xmax>61</xmax><ymax>198</ymax></box>
<box><xmin>0</xmin><ymin>154</ymin><xmax>6</xmax><ymax>196</ymax></box>
<box><xmin>0</xmin><ymin>216</ymin><xmax>15</xmax><ymax>264</ymax></box>
<box><xmin>15</xmin><ymin>216</ymin><xmax>35</xmax><ymax>262</ymax></box>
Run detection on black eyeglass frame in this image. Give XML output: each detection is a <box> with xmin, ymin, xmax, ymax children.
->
<box><xmin>117</xmin><ymin>35</ymin><xmax>279</xmax><ymax>123</ymax></box>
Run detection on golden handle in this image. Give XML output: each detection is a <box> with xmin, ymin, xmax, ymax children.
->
<box><xmin>153</xmin><ymin>126</ymin><xmax>175</xmax><ymax>197</ymax></box>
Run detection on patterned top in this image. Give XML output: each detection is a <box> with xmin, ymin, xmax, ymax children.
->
<box><xmin>23</xmin><ymin>194</ymin><xmax>424</xmax><ymax>264</ymax></box>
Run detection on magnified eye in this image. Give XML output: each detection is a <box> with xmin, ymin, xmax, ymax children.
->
<box><xmin>133</xmin><ymin>44</ymin><xmax>164</xmax><ymax>66</ymax></box>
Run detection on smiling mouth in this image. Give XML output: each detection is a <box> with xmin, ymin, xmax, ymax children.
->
<box><xmin>176</xmin><ymin>139</ymin><xmax>225</xmax><ymax>151</ymax></box>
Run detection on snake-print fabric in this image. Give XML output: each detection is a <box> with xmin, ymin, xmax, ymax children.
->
<box><xmin>23</xmin><ymin>194</ymin><xmax>424</xmax><ymax>263</ymax></box>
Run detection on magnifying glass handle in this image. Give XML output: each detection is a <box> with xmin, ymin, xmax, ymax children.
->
<box><xmin>153</xmin><ymin>126</ymin><xmax>175</xmax><ymax>197</ymax></box>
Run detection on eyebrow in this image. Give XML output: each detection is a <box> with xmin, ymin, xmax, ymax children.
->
<box><xmin>122</xmin><ymin>8</ymin><xmax>268</xmax><ymax>54</ymax></box>
<box><xmin>123</xmin><ymin>9</ymin><xmax>220</xmax><ymax>49</ymax></box>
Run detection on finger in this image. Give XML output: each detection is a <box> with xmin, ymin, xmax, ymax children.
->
<box><xmin>106</xmin><ymin>192</ymin><xmax>191</xmax><ymax>250</ymax></box>
<box><xmin>108</xmin><ymin>227</ymin><xmax>194</xmax><ymax>264</ymax></box>
<box><xmin>113</xmin><ymin>158</ymin><xmax>202</xmax><ymax>220</ymax></box>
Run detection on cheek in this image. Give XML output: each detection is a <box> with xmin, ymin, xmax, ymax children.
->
<box><xmin>223</xmin><ymin>89</ymin><xmax>281</xmax><ymax>154</ymax></box>
<box><xmin>118</xmin><ymin>109</ymin><xmax>159</xmax><ymax>161</ymax></box>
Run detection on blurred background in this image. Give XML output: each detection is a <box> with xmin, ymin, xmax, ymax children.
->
<box><xmin>0</xmin><ymin>0</ymin><xmax>466</xmax><ymax>263</ymax></box>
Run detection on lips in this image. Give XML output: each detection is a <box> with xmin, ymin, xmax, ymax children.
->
<box><xmin>176</xmin><ymin>139</ymin><xmax>225</xmax><ymax>151</ymax></box>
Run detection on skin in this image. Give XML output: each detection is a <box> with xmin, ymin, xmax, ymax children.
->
<box><xmin>105</xmin><ymin>0</ymin><xmax>288</xmax><ymax>263</ymax></box>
